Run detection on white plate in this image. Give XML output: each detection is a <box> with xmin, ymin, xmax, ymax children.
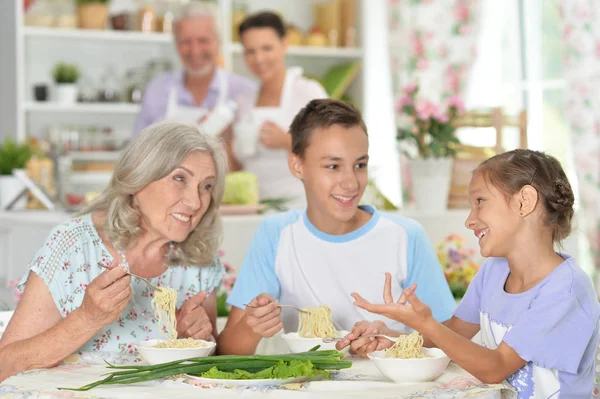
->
<box><xmin>185</xmin><ymin>374</ymin><xmax>308</xmax><ymax>387</ymax></box>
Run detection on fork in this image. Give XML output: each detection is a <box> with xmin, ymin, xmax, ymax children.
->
<box><xmin>244</xmin><ymin>303</ymin><xmax>309</xmax><ymax>314</ymax></box>
<box><xmin>99</xmin><ymin>264</ymin><xmax>163</xmax><ymax>292</ymax></box>
<box><xmin>321</xmin><ymin>334</ymin><xmax>397</xmax><ymax>343</ymax></box>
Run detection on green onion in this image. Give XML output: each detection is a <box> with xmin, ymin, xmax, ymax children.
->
<box><xmin>59</xmin><ymin>349</ymin><xmax>352</xmax><ymax>391</ymax></box>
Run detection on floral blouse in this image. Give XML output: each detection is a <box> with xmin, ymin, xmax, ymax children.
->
<box><xmin>18</xmin><ymin>213</ymin><xmax>225</xmax><ymax>359</ymax></box>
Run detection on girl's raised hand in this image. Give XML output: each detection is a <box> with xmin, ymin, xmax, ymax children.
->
<box><xmin>351</xmin><ymin>273</ymin><xmax>433</xmax><ymax>331</ymax></box>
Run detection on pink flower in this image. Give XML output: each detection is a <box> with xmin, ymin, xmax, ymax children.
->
<box><xmin>455</xmin><ymin>3</ymin><xmax>470</xmax><ymax>21</ymax></box>
<box><xmin>403</xmin><ymin>83</ymin><xmax>418</xmax><ymax>95</ymax></box>
<box><xmin>411</xmin><ymin>34</ymin><xmax>425</xmax><ymax>56</ymax></box>
<box><xmin>415</xmin><ymin>100</ymin><xmax>438</xmax><ymax>121</ymax></box>
<box><xmin>416</xmin><ymin>58</ymin><xmax>429</xmax><ymax>70</ymax></box>
<box><xmin>447</xmin><ymin>95</ymin><xmax>465</xmax><ymax>112</ymax></box>
<box><xmin>458</xmin><ymin>24</ymin><xmax>471</xmax><ymax>35</ymax></box>
<box><xmin>433</xmin><ymin>111</ymin><xmax>449</xmax><ymax>123</ymax></box>
<box><xmin>396</xmin><ymin>95</ymin><xmax>413</xmax><ymax>112</ymax></box>
<box><xmin>596</xmin><ymin>41</ymin><xmax>600</xmax><ymax>57</ymax></box>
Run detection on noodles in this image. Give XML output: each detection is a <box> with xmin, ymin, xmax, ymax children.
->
<box><xmin>298</xmin><ymin>305</ymin><xmax>337</xmax><ymax>338</ymax></box>
<box><xmin>384</xmin><ymin>331</ymin><xmax>427</xmax><ymax>359</ymax></box>
<box><xmin>151</xmin><ymin>286</ymin><xmax>178</xmax><ymax>340</ymax></box>
<box><xmin>153</xmin><ymin>337</ymin><xmax>208</xmax><ymax>349</ymax></box>
<box><xmin>150</xmin><ymin>286</ymin><xmax>210</xmax><ymax>349</ymax></box>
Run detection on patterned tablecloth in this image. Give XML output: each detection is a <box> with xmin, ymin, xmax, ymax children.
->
<box><xmin>0</xmin><ymin>352</ymin><xmax>516</xmax><ymax>399</ymax></box>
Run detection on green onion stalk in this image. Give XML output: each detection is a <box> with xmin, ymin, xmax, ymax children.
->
<box><xmin>59</xmin><ymin>348</ymin><xmax>352</xmax><ymax>391</ymax></box>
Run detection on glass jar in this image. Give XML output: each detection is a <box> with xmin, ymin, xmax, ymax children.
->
<box><xmin>124</xmin><ymin>67</ymin><xmax>148</xmax><ymax>103</ymax></box>
<box><xmin>138</xmin><ymin>0</ymin><xmax>157</xmax><ymax>33</ymax></box>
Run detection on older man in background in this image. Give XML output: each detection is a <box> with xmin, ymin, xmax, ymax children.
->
<box><xmin>134</xmin><ymin>1</ymin><xmax>256</xmax><ymax>137</ymax></box>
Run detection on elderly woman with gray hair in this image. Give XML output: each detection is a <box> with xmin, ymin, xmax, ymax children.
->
<box><xmin>0</xmin><ymin>121</ymin><xmax>228</xmax><ymax>382</ymax></box>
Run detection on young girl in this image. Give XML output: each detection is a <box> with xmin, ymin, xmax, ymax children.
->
<box><xmin>352</xmin><ymin>149</ymin><xmax>600</xmax><ymax>397</ymax></box>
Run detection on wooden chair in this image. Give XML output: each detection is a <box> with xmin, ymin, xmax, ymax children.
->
<box><xmin>447</xmin><ymin>108</ymin><xmax>528</xmax><ymax>209</ymax></box>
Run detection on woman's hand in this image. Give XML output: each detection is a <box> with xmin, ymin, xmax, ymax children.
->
<box><xmin>78</xmin><ymin>260</ymin><xmax>131</xmax><ymax>330</ymax></box>
<box><xmin>352</xmin><ymin>273</ymin><xmax>433</xmax><ymax>332</ymax></box>
<box><xmin>245</xmin><ymin>293</ymin><xmax>283</xmax><ymax>338</ymax></box>
<box><xmin>259</xmin><ymin>121</ymin><xmax>290</xmax><ymax>150</ymax></box>
<box><xmin>176</xmin><ymin>291</ymin><xmax>213</xmax><ymax>340</ymax></box>
<box><xmin>336</xmin><ymin>320</ymin><xmax>395</xmax><ymax>358</ymax></box>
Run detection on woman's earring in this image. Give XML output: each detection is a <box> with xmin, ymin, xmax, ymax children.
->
<box><xmin>519</xmin><ymin>212</ymin><xmax>523</xmax><ymax>216</ymax></box>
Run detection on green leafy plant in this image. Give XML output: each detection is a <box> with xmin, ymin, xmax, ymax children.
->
<box><xmin>0</xmin><ymin>139</ymin><xmax>34</xmax><ymax>175</ymax></box>
<box><xmin>75</xmin><ymin>0</ymin><xmax>110</xmax><ymax>4</ymax></box>
<box><xmin>52</xmin><ymin>63</ymin><xmax>80</xmax><ymax>84</ymax></box>
<box><xmin>396</xmin><ymin>83</ymin><xmax>464</xmax><ymax>159</ymax></box>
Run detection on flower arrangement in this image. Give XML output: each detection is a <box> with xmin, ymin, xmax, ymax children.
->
<box><xmin>436</xmin><ymin>234</ymin><xmax>480</xmax><ymax>299</ymax></box>
<box><xmin>396</xmin><ymin>83</ymin><xmax>465</xmax><ymax>159</ymax></box>
<box><xmin>216</xmin><ymin>250</ymin><xmax>237</xmax><ymax>317</ymax></box>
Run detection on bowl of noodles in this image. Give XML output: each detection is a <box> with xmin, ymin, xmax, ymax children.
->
<box><xmin>137</xmin><ymin>338</ymin><xmax>216</xmax><ymax>365</ymax></box>
<box><xmin>367</xmin><ymin>332</ymin><xmax>450</xmax><ymax>383</ymax></box>
<box><xmin>136</xmin><ymin>285</ymin><xmax>216</xmax><ymax>365</ymax></box>
<box><xmin>281</xmin><ymin>305</ymin><xmax>350</xmax><ymax>354</ymax></box>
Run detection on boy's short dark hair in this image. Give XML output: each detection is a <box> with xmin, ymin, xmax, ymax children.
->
<box><xmin>239</xmin><ymin>11</ymin><xmax>286</xmax><ymax>39</ymax></box>
<box><xmin>289</xmin><ymin>99</ymin><xmax>368</xmax><ymax>158</ymax></box>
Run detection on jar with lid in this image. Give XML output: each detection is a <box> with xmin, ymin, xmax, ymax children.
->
<box><xmin>155</xmin><ymin>0</ymin><xmax>177</xmax><ymax>33</ymax></box>
<box><xmin>124</xmin><ymin>67</ymin><xmax>148</xmax><ymax>103</ymax></box>
<box><xmin>138</xmin><ymin>0</ymin><xmax>157</xmax><ymax>33</ymax></box>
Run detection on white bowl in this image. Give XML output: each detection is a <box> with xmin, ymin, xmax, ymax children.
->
<box><xmin>136</xmin><ymin>339</ymin><xmax>216</xmax><ymax>365</ymax></box>
<box><xmin>281</xmin><ymin>331</ymin><xmax>350</xmax><ymax>354</ymax></box>
<box><xmin>368</xmin><ymin>348</ymin><xmax>450</xmax><ymax>383</ymax></box>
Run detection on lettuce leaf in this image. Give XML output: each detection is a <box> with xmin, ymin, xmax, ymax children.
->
<box><xmin>198</xmin><ymin>360</ymin><xmax>329</xmax><ymax>380</ymax></box>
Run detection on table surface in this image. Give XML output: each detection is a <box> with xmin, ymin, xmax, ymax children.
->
<box><xmin>0</xmin><ymin>353</ymin><xmax>516</xmax><ymax>399</ymax></box>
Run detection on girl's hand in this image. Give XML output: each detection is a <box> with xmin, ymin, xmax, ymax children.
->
<box><xmin>336</xmin><ymin>320</ymin><xmax>395</xmax><ymax>358</ymax></box>
<box><xmin>351</xmin><ymin>273</ymin><xmax>433</xmax><ymax>331</ymax></box>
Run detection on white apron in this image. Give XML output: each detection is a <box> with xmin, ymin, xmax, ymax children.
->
<box><xmin>165</xmin><ymin>70</ymin><xmax>234</xmax><ymax>136</ymax></box>
<box><xmin>233</xmin><ymin>68</ymin><xmax>306</xmax><ymax>209</ymax></box>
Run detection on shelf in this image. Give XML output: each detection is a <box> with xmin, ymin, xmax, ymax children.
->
<box><xmin>23</xmin><ymin>26</ymin><xmax>173</xmax><ymax>44</ymax></box>
<box><xmin>24</xmin><ymin>102</ymin><xmax>140</xmax><ymax>114</ymax></box>
<box><xmin>229</xmin><ymin>43</ymin><xmax>363</xmax><ymax>59</ymax></box>
<box><xmin>68</xmin><ymin>171</ymin><xmax>112</xmax><ymax>184</ymax></box>
<box><xmin>66</xmin><ymin>151</ymin><xmax>121</xmax><ymax>162</ymax></box>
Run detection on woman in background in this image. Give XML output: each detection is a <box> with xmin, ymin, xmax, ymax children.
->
<box><xmin>230</xmin><ymin>11</ymin><xmax>328</xmax><ymax>209</ymax></box>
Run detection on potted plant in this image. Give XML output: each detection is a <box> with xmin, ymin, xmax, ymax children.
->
<box><xmin>396</xmin><ymin>83</ymin><xmax>464</xmax><ymax>211</ymax></box>
<box><xmin>0</xmin><ymin>139</ymin><xmax>34</xmax><ymax>209</ymax></box>
<box><xmin>76</xmin><ymin>0</ymin><xmax>109</xmax><ymax>30</ymax></box>
<box><xmin>52</xmin><ymin>63</ymin><xmax>79</xmax><ymax>104</ymax></box>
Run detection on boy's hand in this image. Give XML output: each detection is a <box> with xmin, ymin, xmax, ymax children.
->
<box><xmin>245</xmin><ymin>293</ymin><xmax>283</xmax><ymax>338</ymax></box>
<box><xmin>351</xmin><ymin>273</ymin><xmax>433</xmax><ymax>331</ymax></box>
<box><xmin>336</xmin><ymin>320</ymin><xmax>394</xmax><ymax>358</ymax></box>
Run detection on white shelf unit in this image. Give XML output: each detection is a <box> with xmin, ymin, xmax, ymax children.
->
<box><xmin>6</xmin><ymin>0</ymin><xmax>405</xmax><ymax>205</ymax></box>
<box><xmin>24</xmin><ymin>101</ymin><xmax>141</xmax><ymax>114</ymax></box>
<box><xmin>14</xmin><ymin>0</ymin><xmax>367</xmax><ymax>144</ymax></box>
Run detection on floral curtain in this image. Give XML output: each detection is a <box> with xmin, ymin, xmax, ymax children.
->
<box><xmin>387</xmin><ymin>0</ymin><xmax>482</xmax><ymax>203</ymax></box>
<box><xmin>388</xmin><ymin>0</ymin><xmax>482</xmax><ymax>102</ymax></box>
<box><xmin>558</xmin><ymin>1</ymin><xmax>600</xmax><ymax>272</ymax></box>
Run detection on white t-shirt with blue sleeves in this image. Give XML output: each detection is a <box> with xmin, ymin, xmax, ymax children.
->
<box><xmin>454</xmin><ymin>255</ymin><xmax>600</xmax><ymax>398</ymax></box>
<box><xmin>227</xmin><ymin>205</ymin><xmax>455</xmax><ymax>333</ymax></box>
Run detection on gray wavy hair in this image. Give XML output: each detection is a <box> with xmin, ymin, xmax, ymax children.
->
<box><xmin>81</xmin><ymin>121</ymin><xmax>228</xmax><ymax>266</ymax></box>
<box><xmin>174</xmin><ymin>1</ymin><xmax>221</xmax><ymax>40</ymax></box>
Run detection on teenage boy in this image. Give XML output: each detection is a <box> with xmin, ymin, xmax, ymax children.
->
<box><xmin>218</xmin><ymin>99</ymin><xmax>455</xmax><ymax>356</ymax></box>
